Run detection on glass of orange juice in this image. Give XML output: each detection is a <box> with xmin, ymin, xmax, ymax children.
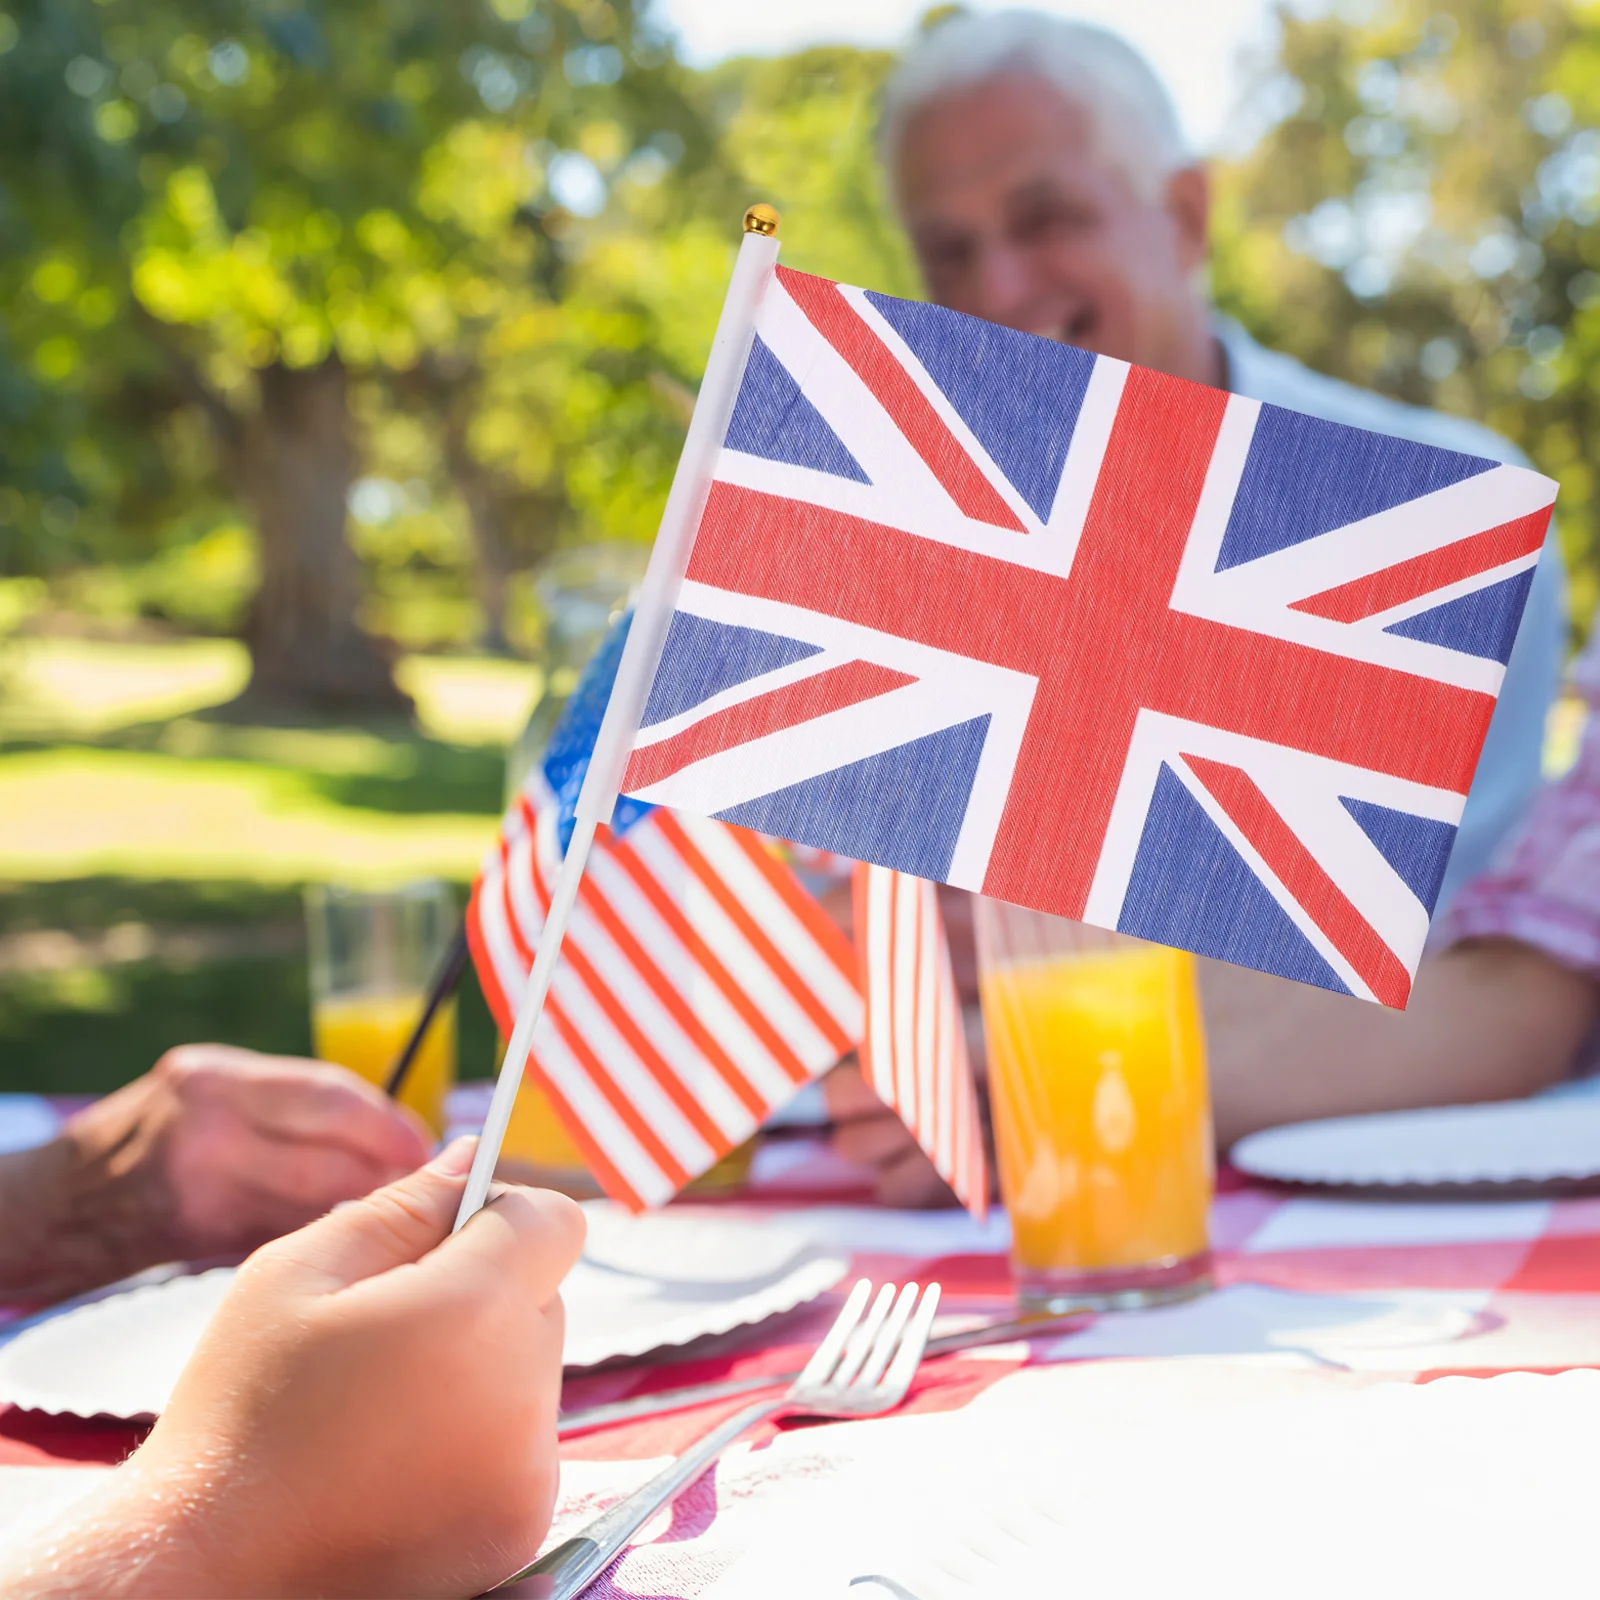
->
<box><xmin>304</xmin><ymin>882</ymin><xmax>458</xmax><ymax>1135</ymax></box>
<box><xmin>974</xmin><ymin>900</ymin><xmax>1213</xmax><ymax>1311</ymax></box>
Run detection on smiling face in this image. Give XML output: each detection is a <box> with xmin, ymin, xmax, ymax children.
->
<box><xmin>893</xmin><ymin>71</ymin><xmax>1220</xmax><ymax>387</ymax></box>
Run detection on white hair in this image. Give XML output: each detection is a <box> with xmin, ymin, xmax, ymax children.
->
<box><xmin>880</xmin><ymin>11</ymin><xmax>1192</xmax><ymax>203</ymax></box>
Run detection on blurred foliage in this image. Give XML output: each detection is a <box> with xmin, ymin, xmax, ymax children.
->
<box><xmin>8</xmin><ymin>0</ymin><xmax>1600</xmax><ymax>661</ymax></box>
<box><xmin>60</xmin><ymin>523</ymin><xmax>256</xmax><ymax>633</ymax></box>
<box><xmin>0</xmin><ymin>0</ymin><xmax>719</xmax><ymax>664</ymax></box>
<box><xmin>0</xmin><ymin>641</ymin><xmax>518</xmax><ymax>1092</ymax></box>
<box><xmin>705</xmin><ymin>47</ymin><xmax>918</xmax><ymax>293</ymax></box>
<box><xmin>0</xmin><ymin>876</ymin><xmax>502</xmax><ymax>1094</ymax></box>
<box><xmin>0</xmin><ymin>8</ymin><xmax>924</xmax><ymax>658</ymax></box>
<box><xmin>1213</xmin><ymin>0</ymin><xmax>1600</xmax><ymax>638</ymax></box>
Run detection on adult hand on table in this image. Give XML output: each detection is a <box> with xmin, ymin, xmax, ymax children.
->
<box><xmin>0</xmin><ymin>1044</ymin><xmax>431</xmax><ymax>1304</ymax></box>
<box><xmin>0</xmin><ymin>1138</ymin><xmax>586</xmax><ymax>1599</ymax></box>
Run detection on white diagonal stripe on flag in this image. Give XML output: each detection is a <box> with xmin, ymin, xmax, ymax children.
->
<box><xmin>578</xmin><ymin>843</ymin><xmax>799</xmax><ymax>1109</ymax></box>
<box><xmin>544</xmin><ymin>955</ymin><xmax>715</xmax><ymax>1178</ymax></box>
<box><xmin>627</xmin><ymin>822</ymin><xmax>840</xmax><ymax>1073</ymax></box>
<box><xmin>519</xmin><ymin>820</ymin><xmax>764</xmax><ymax>1145</ymax></box>
<box><xmin>535</xmin><ymin>1023</ymin><xmax>678</xmax><ymax>1209</ymax></box>
<box><xmin>677</xmin><ymin>813</ymin><xmax>864</xmax><ymax>1036</ymax></box>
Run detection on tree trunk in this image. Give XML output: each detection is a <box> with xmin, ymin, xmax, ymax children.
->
<box><xmin>448</xmin><ymin>435</ymin><xmax>514</xmax><ymax>656</ymax></box>
<box><xmin>238</xmin><ymin>360</ymin><xmax>410</xmax><ymax>712</ymax></box>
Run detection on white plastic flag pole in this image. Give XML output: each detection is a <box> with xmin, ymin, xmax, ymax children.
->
<box><xmin>453</xmin><ymin>208</ymin><xmax>782</xmax><ymax>1230</ymax></box>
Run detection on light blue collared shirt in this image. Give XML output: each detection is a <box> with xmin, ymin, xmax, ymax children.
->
<box><xmin>1217</xmin><ymin>319</ymin><xmax>1568</xmax><ymax>919</ymax></box>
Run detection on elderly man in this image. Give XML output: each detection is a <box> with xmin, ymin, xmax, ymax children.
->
<box><xmin>829</xmin><ymin>10</ymin><xmax>1571</xmax><ymax>1199</ymax></box>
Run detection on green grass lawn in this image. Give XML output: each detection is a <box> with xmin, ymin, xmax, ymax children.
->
<box><xmin>0</xmin><ymin>638</ymin><xmax>536</xmax><ymax>1096</ymax></box>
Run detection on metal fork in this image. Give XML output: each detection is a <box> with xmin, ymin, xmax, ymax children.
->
<box><xmin>502</xmin><ymin>1279</ymin><xmax>941</xmax><ymax>1599</ymax></box>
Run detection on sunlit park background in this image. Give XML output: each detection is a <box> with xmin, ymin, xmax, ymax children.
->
<box><xmin>4</xmin><ymin>0</ymin><xmax>1600</xmax><ymax>1095</ymax></box>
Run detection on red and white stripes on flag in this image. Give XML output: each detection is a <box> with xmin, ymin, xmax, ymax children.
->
<box><xmin>469</xmin><ymin>793</ymin><xmax>864</xmax><ymax>1210</ymax></box>
<box><xmin>854</xmin><ymin>863</ymin><xmax>988</xmax><ymax>1218</ymax></box>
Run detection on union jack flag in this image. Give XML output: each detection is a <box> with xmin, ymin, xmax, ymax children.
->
<box><xmin>620</xmin><ymin>266</ymin><xmax>1558</xmax><ymax>1007</ymax></box>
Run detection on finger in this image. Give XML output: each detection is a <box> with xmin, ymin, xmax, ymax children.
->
<box><xmin>834</xmin><ymin>1111</ymin><xmax>924</xmax><ymax>1167</ymax></box>
<box><xmin>214</xmin><ymin>1055</ymin><xmax>431</xmax><ymax>1172</ymax></box>
<box><xmin>169</xmin><ymin>1137</ymin><xmax>399</xmax><ymax>1254</ymax></box>
<box><xmin>253</xmin><ymin>1136</ymin><xmax>480</xmax><ymax>1292</ymax></box>
<box><xmin>227</xmin><ymin>1134</ymin><xmax>400</xmax><ymax>1216</ymax></box>
<box><xmin>425</xmin><ymin>1184</ymin><xmax>586</xmax><ymax>1310</ymax></box>
<box><xmin>822</xmin><ymin>1063</ymin><xmax>888</xmax><ymax>1120</ymax></box>
<box><xmin>877</xmin><ymin>1146</ymin><xmax>955</xmax><ymax>1209</ymax></box>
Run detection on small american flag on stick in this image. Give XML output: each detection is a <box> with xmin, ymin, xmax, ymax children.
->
<box><xmin>855</xmin><ymin>864</ymin><xmax>986</xmax><ymax>1217</ymax></box>
<box><xmin>470</xmin><ymin>801</ymin><xmax>863</xmax><ymax>1210</ymax></box>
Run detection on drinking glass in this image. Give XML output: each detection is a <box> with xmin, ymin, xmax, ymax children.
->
<box><xmin>974</xmin><ymin>900</ymin><xmax>1213</xmax><ymax>1311</ymax></box>
<box><xmin>498</xmin><ymin>548</ymin><xmax>648</xmax><ymax>1184</ymax></box>
<box><xmin>304</xmin><ymin>881</ymin><xmax>458</xmax><ymax>1135</ymax></box>
<box><xmin>505</xmin><ymin>542</ymin><xmax>648</xmax><ymax>804</ymax></box>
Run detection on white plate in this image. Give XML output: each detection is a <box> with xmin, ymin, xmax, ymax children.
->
<box><xmin>579</xmin><ymin>1203</ymin><xmax>821</xmax><ymax>1286</ymax></box>
<box><xmin>565</xmin><ymin>1205</ymin><xmax>846</xmax><ymax>1366</ymax></box>
<box><xmin>0</xmin><ymin>1211</ymin><xmax>846</xmax><ymax>1420</ymax></box>
<box><xmin>0</xmin><ymin>1095</ymin><xmax>61</xmax><ymax>1155</ymax></box>
<box><xmin>1231</xmin><ymin>1097</ymin><xmax>1600</xmax><ymax>1190</ymax></box>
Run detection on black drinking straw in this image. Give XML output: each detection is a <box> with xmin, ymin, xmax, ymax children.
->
<box><xmin>385</xmin><ymin>924</ymin><xmax>472</xmax><ymax>1098</ymax></box>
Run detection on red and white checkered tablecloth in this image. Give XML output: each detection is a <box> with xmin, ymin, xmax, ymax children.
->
<box><xmin>4</xmin><ymin>1102</ymin><xmax>1600</xmax><ymax>1594</ymax></box>
<box><xmin>537</xmin><ymin>1168</ymin><xmax>1600</xmax><ymax>1597</ymax></box>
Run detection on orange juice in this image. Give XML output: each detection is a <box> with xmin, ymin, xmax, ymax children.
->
<box><xmin>981</xmin><ymin>943</ymin><xmax>1212</xmax><ymax>1289</ymax></box>
<box><xmin>313</xmin><ymin>991</ymin><xmax>457</xmax><ymax>1136</ymax></box>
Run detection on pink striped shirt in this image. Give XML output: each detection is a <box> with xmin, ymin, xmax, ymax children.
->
<box><xmin>1442</xmin><ymin>624</ymin><xmax>1600</xmax><ymax>978</ymax></box>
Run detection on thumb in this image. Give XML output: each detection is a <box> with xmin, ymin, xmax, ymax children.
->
<box><xmin>253</xmin><ymin>1136</ymin><xmax>480</xmax><ymax>1293</ymax></box>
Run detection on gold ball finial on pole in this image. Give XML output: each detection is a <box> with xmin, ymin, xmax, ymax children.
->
<box><xmin>743</xmin><ymin>203</ymin><xmax>780</xmax><ymax>237</ymax></box>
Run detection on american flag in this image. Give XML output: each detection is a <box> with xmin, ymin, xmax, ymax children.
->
<box><xmin>855</xmin><ymin>863</ymin><xmax>986</xmax><ymax>1217</ymax></box>
<box><xmin>468</xmin><ymin>624</ymin><xmax>865</xmax><ymax>1208</ymax></box>
<box><xmin>619</xmin><ymin>265</ymin><xmax>1558</xmax><ymax>1007</ymax></box>
<box><xmin>467</xmin><ymin>621</ymin><xmax>978</xmax><ymax>1212</ymax></box>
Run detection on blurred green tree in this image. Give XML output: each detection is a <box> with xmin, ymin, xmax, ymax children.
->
<box><xmin>343</xmin><ymin>41</ymin><xmax>919</xmax><ymax>662</ymax></box>
<box><xmin>705</xmin><ymin>45</ymin><xmax>918</xmax><ymax>294</ymax></box>
<box><xmin>506</xmin><ymin>44</ymin><xmax>921</xmax><ymax>590</ymax></box>
<box><xmin>0</xmin><ymin>0</ymin><xmax>712</xmax><ymax>702</ymax></box>
<box><xmin>1212</xmin><ymin>0</ymin><xmax>1600</xmax><ymax>639</ymax></box>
